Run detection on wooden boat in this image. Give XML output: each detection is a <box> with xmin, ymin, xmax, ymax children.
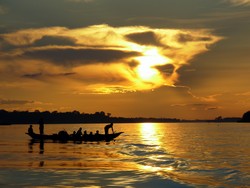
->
<box><xmin>26</xmin><ymin>131</ymin><xmax>123</xmax><ymax>142</ymax></box>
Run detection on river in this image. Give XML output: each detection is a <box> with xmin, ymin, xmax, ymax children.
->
<box><xmin>0</xmin><ymin>123</ymin><xmax>249</xmax><ymax>187</ymax></box>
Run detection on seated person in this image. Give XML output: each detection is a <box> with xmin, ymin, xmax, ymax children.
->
<box><xmin>76</xmin><ymin>127</ymin><xmax>82</xmax><ymax>137</ymax></box>
<box><xmin>28</xmin><ymin>125</ymin><xmax>34</xmax><ymax>135</ymax></box>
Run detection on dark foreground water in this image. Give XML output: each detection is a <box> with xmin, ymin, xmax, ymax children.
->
<box><xmin>0</xmin><ymin>123</ymin><xmax>249</xmax><ymax>188</ymax></box>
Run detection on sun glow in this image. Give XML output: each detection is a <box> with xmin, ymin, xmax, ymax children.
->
<box><xmin>135</xmin><ymin>48</ymin><xmax>170</xmax><ymax>82</ymax></box>
<box><xmin>1</xmin><ymin>25</ymin><xmax>221</xmax><ymax>94</ymax></box>
<box><xmin>137</xmin><ymin>64</ymin><xmax>158</xmax><ymax>81</ymax></box>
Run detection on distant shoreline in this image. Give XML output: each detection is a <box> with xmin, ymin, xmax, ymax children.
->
<box><xmin>1</xmin><ymin>120</ymin><xmax>248</xmax><ymax>125</ymax></box>
<box><xmin>0</xmin><ymin>109</ymin><xmax>246</xmax><ymax>124</ymax></box>
<box><xmin>0</xmin><ymin>118</ymin><xmax>243</xmax><ymax>125</ymax></box>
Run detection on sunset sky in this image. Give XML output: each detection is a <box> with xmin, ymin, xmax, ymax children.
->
<box><xmin>0</xmin><ymin>0</ymin><xmax>250</xmax><ymax>119</ymax></box>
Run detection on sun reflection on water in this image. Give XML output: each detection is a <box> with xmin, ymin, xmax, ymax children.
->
<box><xmin>139</xmin><ymin>123</ymin><xmax>174</xmax><ymax>174</ymax></box>
<box><xmin>141</xmin><ymin>165</ymin><xmax>174</xmax><ymax>173</ymax></box>
<box><xmin>140</xmin><ymin>122</ymin><xmax>160</xmax><ymax>146</ymax></box>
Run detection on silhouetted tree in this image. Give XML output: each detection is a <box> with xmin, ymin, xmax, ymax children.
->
<box><xmin>215</xmin><ymin>116</ymin><xmax>222</xmax><ymax>122</ymax></box>
<box><xmin>0</xmin><ymin>109</ymin><xmax>184</xmax><ymax>124</ymax></box>
<box><xmin>240</xmin><ymin>111</ymin><xmax>250</xmax><ymax>122</ymax></box>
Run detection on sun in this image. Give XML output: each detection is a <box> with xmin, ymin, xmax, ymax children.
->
<box><xmin>135</xmin><ymin>48</ymin><xmax>170</xmax><ymax>82</ymax></box>
<box><xmin>137</xmin><ymin>64</ymin><xmax>158</xmax><ymax>81</ymax></box>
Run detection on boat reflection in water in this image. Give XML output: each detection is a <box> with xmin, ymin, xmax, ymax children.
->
<box><xmin>28</xmin><ymin>139</ymin><xmax>44</xmax><ymax>155</ymax></box>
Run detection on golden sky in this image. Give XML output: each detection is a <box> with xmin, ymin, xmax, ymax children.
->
<box><xmin>0</xmin><ymin>0</ymin><xmax>250</xmax><ymax>119</ymax></box>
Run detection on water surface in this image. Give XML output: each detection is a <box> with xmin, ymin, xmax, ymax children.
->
<box><xmin>0</xmin><ymin>123</ymin><xmax>249</xmax><ymax>187</ymax></box>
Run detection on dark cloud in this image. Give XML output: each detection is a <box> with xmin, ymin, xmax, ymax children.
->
<box><xmin>33</xmin><ymin>36</ymin><xmax>76</xmax><ymax>47</ymax></box>
<box><xmin>206</xmin><ymin>107</ymin><xmax>218</xmax><ymax>110</ymax></box>
<box><xmin>172</xmin><ymin>103</ymin><xmax>208</xmax><ymax>107</ymax></box>
<box><xmin>0</xmin><ymin>98</ymin><xmax>34</xmax><ymax>105</ymax></box>
<box><xmin>177</xmin><ymin>33</ymin><xmax>213</xmax><ymax>43</ymax></box>
<box><xmin>126</xmin><ymin>31</ymin><xmax>162</xmax><ymax>46</ymax></box>
<box><xmin>155</xmin><ymin>64</ymin><xmax>175</xmax><ymax>76</ymax></box>
<box><xmin>59</xmin><ymin>72</ymin><xmax>76</xmax><ymax>76</ymax></box>
<box><xmin>172</xmin><ymin>103</ymin><xmax>219</xmax><ymax>112</ymax></box>
<box><xmin>21</xmin><ymin>48</ymin><xmax>141</xmax><ymax>67</ymax></box>
<box><xmin>191</xmin><ymin>103</ymin><xmax>208</xmax><ymax>107</ymax></box>
<box><xmin>22</xmin><ymin>72</ymin><xmax>76</xmax><ymax>79</ymax></box>
<box><xmin>22</xmin><ymin>72</ymin><xmax>43</xmax><ymax>78</ymax></box>
<box><xmin>0</xmin><ymin>38</ymin><xmax>17</xmax><ymax>52</ymax></box>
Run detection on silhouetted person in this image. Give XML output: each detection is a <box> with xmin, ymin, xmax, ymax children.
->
<box><xmin>83</xmin><ymin>130</ymin><xmax>87</xmax><ymax>136</ymax></box>
<box><xmin>39</xmin><ymin>118</ymin><xmax>44</xmax><ymax>135</ymax></box>
<box><xmin>28</xmin><ymin>124</ymin><xmax>34</xmax><ymax>135</ymax></box>
<box><xmin>95</xmin><ymin>130</ymin><xmax>99</xmax><ymax>135</ymax></box>
<box><xmin>81</xmin><ymin>130</ymin><xmax>87</xmax><ymax>140</ymax></box>
<box><xmin>76</xmin><ymin>127</ymin><xmax>82</xmax><ymax>138</ymax></box>
<box><xmin>104</xmin><ymin>123</ymin><xmax>114</xmax><ymax>135</ymax></box>
<box><xmin>89</xmin><ymin>131</ymin><xmax>93</xmax><ymax>141</ymax></box>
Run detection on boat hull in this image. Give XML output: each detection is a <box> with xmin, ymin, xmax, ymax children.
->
<box><xmin>26</xmin><ymin>132</ymin><xmax>123</xmax><ymax>142</ymax></box>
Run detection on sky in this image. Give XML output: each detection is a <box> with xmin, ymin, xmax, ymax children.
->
<box><xmin>0</xmin><ymin>0</ymin><xmax>250</xmax><ymax>119</ymax></box>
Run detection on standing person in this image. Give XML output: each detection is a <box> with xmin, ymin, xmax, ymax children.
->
<box><xmin>104</xmin><ymin>123</ymin><xmax>114</xmax><ymax>135</ymax></box>
<box><xmin>39</xmin><ymin>118</ymin><xmax>44</xmax><ymax>135</ymax></box>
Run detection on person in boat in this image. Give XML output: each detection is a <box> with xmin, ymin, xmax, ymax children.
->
<box><xmin>81</xmin><ymin>130</ymin><xmax>87</xmax><ymax>140</ymax></box>
<box><xmin>95</xmin><ymin>130</ymin><xmax>99</xmax><ymax>135</ymax></box>
<box><xmin>104</xmin><ymin>123</ymin><xmax>114</xmax><ymax>135</ymax></box>
<box><xmin>89</xmin><ymin>131</ymin><xmax>94</xmax><ymax>140</ymax></box>
<box><xmin>58</xmin><ymin>130</ymin><xmax>69</xmax><ymax>140</ymax></box>
<box><xmin>28</xmin><ymin>124</ymin><xmax>34</xmax><ymax>135</ymax></box>
<box><xmin>83</xmin><ymin>130</ymin><xmax>87</xmax><ymax>136</ymax></box>
<box><xmin>38</xmin><ymin>118</ymin><xmax>44</xmax><ymax>135</ymax></box>
<box><xmin>76</xmin><ymin>127</ymin><xmax>82</xmax><ymax>138</ymax></box>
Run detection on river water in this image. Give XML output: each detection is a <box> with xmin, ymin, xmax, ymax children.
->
<box><xmin>0</xmin><ymin>123</ymin><xmax>249</xmax><ymax>187</ymax></box>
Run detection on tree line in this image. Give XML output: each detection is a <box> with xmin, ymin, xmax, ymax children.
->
<box><xmin>0</xmin><ymin>109</ymin><xmax>181</xmax><ymax>124</ymax></box>
<box><xmin>1</xmin><ymin>109</ymin><xmax>248</xmax><ymax>125</ymax></box>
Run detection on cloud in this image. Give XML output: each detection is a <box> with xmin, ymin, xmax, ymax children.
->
<box><xmin>22</xmin><ymin>72</ymin><xmax>76</xmax><ymax>79</ymax></box>
<box><xmin>226</xmin><ymin>0</ymin><xmax>250</xmax><ymax>5</ymax></box>
<box><xmin>183</xmin><ymin>86</ymin><xmax>221</xmax><ymax>102</ymax></box>
<box><xmin>0</xmin><ymin>98</ymin><xmax>34</xmax><ymax>105</ymax></box>
<box><xmin>206</xmin><ymin>107</ymin><xmax>219</xmax><ymax>111</ymax></box>
<box><xmin>0</xmin><ymin>24</ymin><xmax>221</xmax><ymax>93</ymax></box>
<box><xmin>21</xmin><ymin>47</ymin><xmax>140</xmax><ymax>67</ymax></box>
<box><xmin>22</xmin><ymin>72</ymin><xmax>43</xmax><ymax>78</ymax></box>
<box><xmin>33</xmin><ymin>36</ymin><xmax>76</xmax><ymax>47</ymax></box>
<box><xmin>236</xmin><ymin>91</ymin><xmax>250</xmax><ymax>96</ymax></box>
<box><xmin>177</xmin><ymin>33</ymin><xmax>214</xmax><ymax>43</ymax></box>
<box><xmin>171</xmin><ymin>103</ymin><xmax>220</xmax><ymax>111</ymax></box>
<box><xmin>0</xmin><ymin>27</ymin><xmax>65</xmax><ymax>46</ymax></box>
<box><xmin>126</xmin><ymin>31</ymin><xmax>163</xmax><ymax>46</ymax></box>
<box><xmin>0</xmin><ymin>97</ymin><xmax>55</xmax><ymax>112</ymax></box>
